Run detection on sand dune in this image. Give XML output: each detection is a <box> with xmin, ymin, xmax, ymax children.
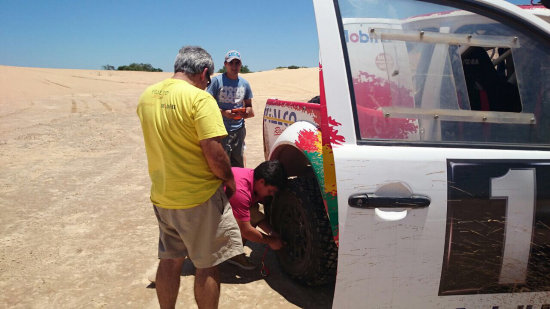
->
<box><xmin>0</xmin><ymin>65</ymin><xmax>334</xmax><ymax>308</ymax></box>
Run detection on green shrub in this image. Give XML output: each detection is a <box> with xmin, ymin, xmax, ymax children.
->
<box><xmin>240</xmin><ymin>65</ymin><xmax>251</xmax><ymax>73</ymax></box>
<box><xmin>116</xmin><ymin>63</ymin><xmax>163</xmax><ymax>72</ymax></box>
<box><xmin>276</xmin><ymin>65</ymin><xmax>304</xmax><ymax>69</ymax></box>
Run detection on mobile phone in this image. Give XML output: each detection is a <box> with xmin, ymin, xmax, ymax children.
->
<box><xmin>231</xmin><ymin>107</ymin><xmax>246</xmax><ymax>113</ymax></box>
<box><xmin>230</xmin><ymin>107</ymin><xmax>246</xmax><ymax>120</ymax></box>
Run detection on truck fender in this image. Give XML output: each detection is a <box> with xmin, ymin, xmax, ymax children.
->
<box><xmin>268</xmin><ymin>121</ymin><xmax>320</xmax><ymax>177</ymax></box>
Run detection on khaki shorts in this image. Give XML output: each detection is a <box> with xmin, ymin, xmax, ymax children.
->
<box><xmin>153</xmin><ymin>186</ymin><xmax>243</xmax><ymax>268</ymax></box>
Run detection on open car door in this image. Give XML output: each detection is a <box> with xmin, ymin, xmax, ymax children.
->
<box><xmin>314</xmin><ymin>0</ymin><xmax>550</xmax><ymax>307</ymax></box>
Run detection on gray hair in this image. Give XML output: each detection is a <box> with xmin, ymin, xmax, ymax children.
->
<box><xmin>174</xmin><ymin>46</ymin><xmax>215</xmax><ymax>75</ymax></box>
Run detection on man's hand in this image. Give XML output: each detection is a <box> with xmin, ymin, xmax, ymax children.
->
<box><xmin>267</xmin><ymin>235</ymin><xmax>283</xmax><ymax>250</ymax></box>
<box><xmin>236</xmin><ymin>220</ymin><xmax>284</xmax><ymax>250</ymax></box>
<box><xmin>221</xmin><ymin>109</ymin><xmax>243</xmax><ymax>120</ymax></box>
<box><xmin>231</xmin><ymin>108</ymin><xmax>248</xmax><ymax>120</ymax></box>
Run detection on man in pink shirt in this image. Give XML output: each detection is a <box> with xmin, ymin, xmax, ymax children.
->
<box><xmin>227</xmin><ymin>160</ymin><xmax>286</xmax><ymax>269</ymax></box>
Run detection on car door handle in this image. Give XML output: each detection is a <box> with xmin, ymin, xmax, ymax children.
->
<box><xmin>348</xmin><ymin>193</ymin><xmax>431</xmax><ymax>209</ymax></box>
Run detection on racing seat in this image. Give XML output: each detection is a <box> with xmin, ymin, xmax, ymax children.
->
<box><xmin>461</xmin><ymin>47</ymin><xmax>521</xmax><ymax>112</ymax></box>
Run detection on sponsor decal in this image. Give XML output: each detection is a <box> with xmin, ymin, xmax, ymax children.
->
<box><xmin>263</xmin><ymin>106</ymin><xmax>297</xmax><ymax>126</ymax></box>
<box><xmin>344</xmin><ymin>29</ymin><xmax>380</xmax><ymax>44</ymax></box>
<box><xmin>440</xmin><ymin>160</ymin><xmax>550</xmax><ymax>296</ymax></box>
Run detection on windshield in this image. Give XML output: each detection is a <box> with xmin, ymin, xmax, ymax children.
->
<box><xmin>337</xmin><ymin>0</ymin><xmax>550</xmax><ymax>147</ymax></box>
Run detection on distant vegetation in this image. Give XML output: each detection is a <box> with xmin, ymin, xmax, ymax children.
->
<box><xmin>276</xmin><ymin>65</ymin><xmax>306</xmax><ymax>69</ymax></box>
<box><xmin>102</xmin><ymin>63</ymin><xmax>163</xmax><ymax>72</ymax></box>
<box><xmin>217</xmin><ymin>65</ymin><xmax>252</xmax><ymax>74</ymax></box>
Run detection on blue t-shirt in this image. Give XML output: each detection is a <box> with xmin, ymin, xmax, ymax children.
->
<box><xmin>207</xmin><ymin>73</ymin><xmax>253</xmax><ymax>132</ymax></box>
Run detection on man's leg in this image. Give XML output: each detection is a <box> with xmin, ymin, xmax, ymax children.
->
<box><xmin>194</xmin><ymin>266</ymin><xmax>220</xmax><ymax>309</ymax></box>
<box><xmin>231</xmin><ymin>126</ymin><xmax>246</xmax><ymax>168</ymax></box>
<box><xmin>156</xmin><ymin>257</ymin><xmax>186</xmax><ymax>309</ymax></box>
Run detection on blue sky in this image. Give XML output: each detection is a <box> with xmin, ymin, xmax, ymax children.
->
<box><xmin>0</xmin><ymin>0</ymin><xmax>319</xmax><ymax>72</ymax></box>
<box><xmin>0</xmin><ymin>0</ymin><xmax>535</xmax><ymax>72</ymax></box>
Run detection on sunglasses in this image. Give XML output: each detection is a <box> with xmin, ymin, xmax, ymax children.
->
<box><xmin>205</xmin><ymin>69</ymin><xmax>211</xmax><ymax>86</ymax></box>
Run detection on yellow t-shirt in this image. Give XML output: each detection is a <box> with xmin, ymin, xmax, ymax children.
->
<box><xmin>137</xmin><ymin>78</ymin><xmax>227</xmax><ymax>209</ymax></box>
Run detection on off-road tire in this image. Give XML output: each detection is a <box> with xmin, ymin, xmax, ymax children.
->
<box><xmin>270</xmin><ymin>176</ymin><xmax>338</xmax><ymax>286</ymax></box>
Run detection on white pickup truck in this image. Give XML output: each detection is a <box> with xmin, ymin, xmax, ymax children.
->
<box><xmin>263</xmin><ymin>0</ymin><xmax>550</xmax><ymax>308</ymax></box>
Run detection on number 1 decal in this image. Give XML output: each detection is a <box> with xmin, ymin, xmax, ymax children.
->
<box><xmin>491</xmin><ymin>169</ymin><xmax>535</xmax><ymax>285</ymax></box>
<box><xmin>439</xmin><ymin>160</ymin><xmax>550</xmax><ymax>296</ymax></box>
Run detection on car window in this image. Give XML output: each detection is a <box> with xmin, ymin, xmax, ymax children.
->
<box><xmin>337</xmin><ymin>0</ymin><xmax>550</xmax><ymax>147</ymax></box>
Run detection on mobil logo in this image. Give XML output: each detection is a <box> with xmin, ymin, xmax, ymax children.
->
<box><xmin>344</xmin><ymin>29</ymin><xmax>379</xmax><ymax>43</ymax></box>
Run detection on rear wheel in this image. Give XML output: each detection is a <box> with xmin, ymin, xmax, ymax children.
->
<box><xmin>270</xmin><ymin>176</ymin><xmax>337</xmax><ymax>286</ymax></box>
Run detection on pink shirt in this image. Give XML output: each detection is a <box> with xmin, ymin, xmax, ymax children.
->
<box><xmin>229</xmin><ymin>167</ymin><xmax>258</xmax><ymax>221</ymax></box>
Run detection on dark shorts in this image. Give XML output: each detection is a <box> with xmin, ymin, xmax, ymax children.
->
<box><xmin>153</xmin><ymin>186</ymin><xmax>243</xmax><ymax>268</ymax></box>
<box><xmin>222</xmin><ymin>125</ymin><xmax>245</xmax><ymax>168</ymax></box>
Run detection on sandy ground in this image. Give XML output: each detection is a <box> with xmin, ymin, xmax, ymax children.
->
<box><xmin>0</xmin><ymin>65</ymin><xmax>335</xmax><ymax>308</ymax></box>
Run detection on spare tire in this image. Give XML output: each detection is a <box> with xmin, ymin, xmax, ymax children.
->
<box><xmin>270</xmin><ymin>176</ymin><xmax>337</xmax><ymax>286</ymax></box>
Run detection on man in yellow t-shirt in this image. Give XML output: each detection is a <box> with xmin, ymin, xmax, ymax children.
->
<box><xmin>137</xmin><ymin>46</ymin><xmax>243</xmax><ymax>309</ymax></box>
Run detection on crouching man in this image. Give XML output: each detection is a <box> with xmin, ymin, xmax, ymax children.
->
<box><xmin>226</xmin><ymin>160</ymin><xmax>286</xmax><ymax>269</ymax></box>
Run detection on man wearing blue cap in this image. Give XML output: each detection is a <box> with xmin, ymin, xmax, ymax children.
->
<box><xmin>207</xmin><ymin>50</ymin><xmax>254</xmax><ymax>167</ymax></box>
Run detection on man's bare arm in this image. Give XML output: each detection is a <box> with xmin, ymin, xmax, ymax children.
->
<box><xmin>236</xmin><ymin>220</ymin><xmax>283</xmax><ymax>250</ymax></box>
<box><xmin>244</xmin><ymin>99</ymin><xmax>254</xmax><ymax>119</ymax></box>
<box><xmin>199</xmin><ymin>137</ymin><xmax>236</xmax><ymax>197</ymax></box>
